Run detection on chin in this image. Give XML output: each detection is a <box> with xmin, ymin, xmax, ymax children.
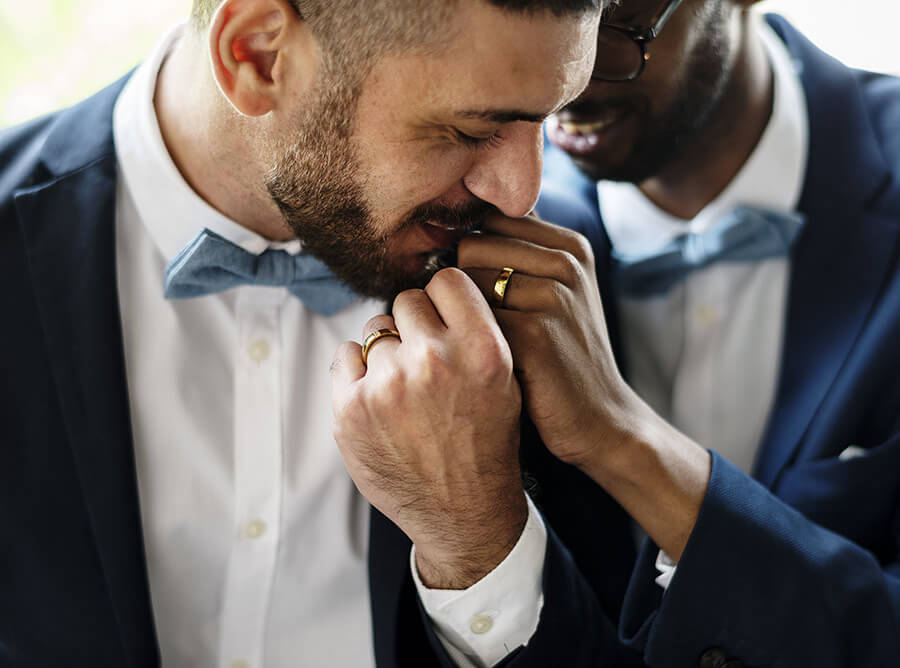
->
<box><xmin>571</xmin><ymin>156</ymin><xmax>615</xmax><ymax>183</ymax></box>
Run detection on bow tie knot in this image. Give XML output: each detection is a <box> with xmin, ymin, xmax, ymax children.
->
<box><xmin>614</xmin><ymin>205</ymin><xmax>805</xmax><ymax>298</ymax></box>
<box><xmin>164</xmin><ymin>229</ymin><xmax>359</xmax><ymax>315</ymax></box>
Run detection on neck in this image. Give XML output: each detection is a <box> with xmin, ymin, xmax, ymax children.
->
<box><xmin>639</xmin><ymin>12</ymin><xmax>774</xmax><ymax>220</ymax></box>
<box><xmin>154</xmin><ymin>29</ymin><xmax>294</xmax><ymax>241</ymax></box>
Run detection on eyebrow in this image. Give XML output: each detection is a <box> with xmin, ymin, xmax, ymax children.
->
<box><xmin>453</xmin><ymin>109</ymin><xmax>549</xmax><ymax>124</ymax></box>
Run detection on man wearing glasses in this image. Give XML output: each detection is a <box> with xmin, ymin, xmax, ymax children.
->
<box><xmin>337</xmin><ymin>1</ymin><xmax>898</xmax><ymax>666</ymax></box>
<box><xmin>451</xmin><ymin>0</ymin><xmax>900</xmax><ymax>665</ymax></box>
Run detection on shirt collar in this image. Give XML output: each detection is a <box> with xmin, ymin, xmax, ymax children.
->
<box><xmin>113</xmin><ymin>24</ymin><xmax>302</xmax><ymax>264</ymax></box>
<box><xmin>596</xmin><ymin>15</ymin><xmax>810</xmax><ymax>258</ymax></box>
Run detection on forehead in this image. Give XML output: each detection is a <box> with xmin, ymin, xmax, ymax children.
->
<box><xmin>361</xmin><ymin>2</ymin><xmax>599</xmax><ymax>124</ymax></box>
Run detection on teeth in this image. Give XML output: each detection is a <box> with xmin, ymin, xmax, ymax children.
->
<box><xmin>559</xmin><ymin>113</ymin><xmax>622</xmax><ymax>136</ymax></box>
<box><xmin>426</xmin><ymin>221</ymin><xmax>461</xmax><ymax>230</ymax></box>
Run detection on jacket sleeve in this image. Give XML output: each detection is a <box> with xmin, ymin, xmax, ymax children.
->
<box><xmin>620</xmin><ymin>450</ymin><xmax>900</xmax><ymax>668</ymax></box>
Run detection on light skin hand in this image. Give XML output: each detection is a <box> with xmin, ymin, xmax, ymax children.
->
<box><xmin>459</xmin><ymin>215</ymin><xmax>711</xmax><ymax>561</ymax></box>
<box><xmin>330</xmin><ymin>268</ymin><xmax>528</xmax><ymax>589</ymax></box>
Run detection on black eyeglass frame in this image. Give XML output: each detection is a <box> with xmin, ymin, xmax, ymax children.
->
<box><xmin>592</xmin><ymin>0</ymin><xmax>684</xmax><ymax>82</ymax></box>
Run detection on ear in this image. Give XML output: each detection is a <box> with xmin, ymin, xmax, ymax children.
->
<box><xmin>208</xmin><ymin>0</ymin><xmax>318</xmax><ymax>116</ymax></box>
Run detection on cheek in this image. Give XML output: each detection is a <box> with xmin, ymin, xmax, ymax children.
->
<box><xmin>364</xmin><ymin>143</ymin><xmax>476</xmax><ymax>220</ymax></box>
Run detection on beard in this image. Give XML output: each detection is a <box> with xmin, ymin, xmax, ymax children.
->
<box><xmin>264</xmin><ymin>75</ymin><xmax>492</xmax><ymax>302</ymax></box>
<box><xmin>571</xmin><ymin>3</ymin><xmax>732</xmax><ymax>184</ymax></box>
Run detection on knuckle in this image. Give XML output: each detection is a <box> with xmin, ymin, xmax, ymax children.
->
<box><xmin>333</xmin><ymin>341</ymin><xmax>357</xmax><ymax>364</ymax></box>
<box><xmin>393</xmin><ymin>288</ymin><xmax>424</xmax><ymax>311</ymax></box>
<box><xmin>330</xmin><ymin>353</ymin><xmax>344</xmax><ymax>376</ymax></box>
<box><xmin>552</xmin><ymin>249</ymin><xmax>581</xmax><ymax>285</ymax></box>
<box><xmin>415</xmin><ymin>341</ymin><xmax>447</xmax><ymax>370</ymax></box>
<box><xmin>364</xmin><ymin>314</ymin><xmax>394</xmax><ymax>336</ymax></box>
<box><xmin>535</xmin><ymin>279</ymin><xmax>567</xmax><ymax>309</ymax></box>
<box><xmin>411</xmin><ymin>343</ymin><xmax>450</xmax><ymax>386</ymax></box>
<box><xmin>431</xmin><ymin>266</ymin><xmax>468</xmax><ymax>289</ymax></box>
<box><xmin>379</xmin><ymin>366</ymin><xmax>408</xmax><ymax>401</ymax></box>
<box><xmin>567</xmin><ymin>232</ymin><xmax>595</xmax><ymax>264</ymax></box>
<box><xmin>468</xmin><ymin>333</ymin><xmax>512</xmax><ymax>376</ymax></box>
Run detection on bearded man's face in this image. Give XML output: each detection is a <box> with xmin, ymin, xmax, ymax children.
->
<box><xmin>265</xmin><ymin>73</ymin><xmax>492</xmax><ymax>301</ymax></box>
<box><xmin>261</xmin><ymin>1</ymin><xmax>600</xmax><ymax>301</ymax></box>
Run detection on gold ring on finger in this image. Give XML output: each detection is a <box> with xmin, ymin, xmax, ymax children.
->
<box><xmin>492</xmin><ymin>266</ymin><xmax>515</xmax><ymax>307</ymax></box>
<box><xmin>361</xmin><ymin>328</ymin><xmax>401</xmax><ymax>365</ymax></box>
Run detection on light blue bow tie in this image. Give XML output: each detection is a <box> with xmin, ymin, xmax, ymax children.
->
<box><xmin>164</xmin><ymin>229</ymin><xmax>358</xmax><ymax>315</ymax></box>
<box><xmin>613</xmin><ymin>205</ymin><xmax>806</xmax><ymax>298</ymax></box>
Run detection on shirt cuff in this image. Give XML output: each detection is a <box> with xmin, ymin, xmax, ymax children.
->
<box><xmin>654</xmin><ymin>549</ymin><xmax>677</xmax><ymax>590</ymax></box>
<box><xmin>411</xmin><ymin>493</ymin><xmax>547</xmax><ymax>668</ymax></box>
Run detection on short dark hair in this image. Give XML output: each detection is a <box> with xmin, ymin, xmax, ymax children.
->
<box><xmin>191</xmin><ymin>0</ymin><xmax>602</xmax><ymax>79</ymax></box>
<box><xmin>192</xmin><ymin>0</ymin><xmax>602</xmax><ymax>125</ymax></box>
<box><xmin>486</xmin><ymin>0</ymin><xmax>602</xmax><ymax>14</ymax></box>
<box><xmin>192</xmin><ymin>0</ymin><xmax>601</xmax><ymax>26</ymax></box>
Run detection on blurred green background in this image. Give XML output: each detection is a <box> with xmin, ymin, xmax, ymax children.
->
<box><xmin>2</xmin><ymin>0</ymin><xmax>899</xmax><ymax>130</ymax></box>
<box><xmin>0</xmin><ymin>0</ymin><xmax>189</xmax><ymax>127</ymax></box>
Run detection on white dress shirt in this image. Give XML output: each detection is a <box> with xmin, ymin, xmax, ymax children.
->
<box><xmin>596</xmin><ymin>17</ymin><xmax>809</xmax><ymax>587</ymax></box>
<box><xmin>113</xmin><ymin>24</ymin><xmax>544</xmax><ymax>668</ymax></box>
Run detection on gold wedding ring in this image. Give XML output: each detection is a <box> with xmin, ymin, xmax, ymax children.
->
<box><xmin>492</xmin><ymin>267</ymin><xmax>516</xmax><ymax>307</ymax></box>
<box><xmin>361</xmin><ymin>328</ymin><xmax>401</xmax><ymax>365</ymax></box>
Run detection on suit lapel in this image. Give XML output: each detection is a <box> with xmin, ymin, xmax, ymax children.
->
<box><xmin>755</xmin><ymin>17</ymin><xmax>900</xmax><ymax>487</ymax></box>
<box><xmin>14</xmin><ymin>77</ymin><xmax>158</xmax><ymax>665</ymax></box>
<box><xmin>369</xmin><ymin>507</ymin><xmax>448</xmax><ymax>667</ymax></box>
<box><xmin>368</xmin><ymin>508</ymin><xmax>411</xmax><ymax>665</ymax></box>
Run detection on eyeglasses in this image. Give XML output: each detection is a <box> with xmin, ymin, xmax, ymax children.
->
<box><xmin>592</xmin><ymin>0</ymin><xmax>684</xmax><ymax>82</ymax></box>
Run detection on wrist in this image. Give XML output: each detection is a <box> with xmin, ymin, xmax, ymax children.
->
<box><xmin>565</xmin><ymin>384</ymin><xmax>657</xmax><ymax>477</ymax></box>
<box><xmin>578</xmin><ymin>404</ymin><xmax>711</xmax><ymax>561</ymax></box>
<box><xmin>414</xmin><ymin>491</ymin><xmax>528</xmax><ymax>589</ymax></box>
<box><xmin>576</xmin><ymin>400</ymin><xmax>663</xmax><ymax>488</ymax></box>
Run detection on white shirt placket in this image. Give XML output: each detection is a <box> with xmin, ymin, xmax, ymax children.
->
<box><xmin>219</xmin><ymin>287</ymin><xmax>285</xmax><ymax>668</ymax></box>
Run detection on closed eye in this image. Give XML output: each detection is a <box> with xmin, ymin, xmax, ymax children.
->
<box><xmin>454</xmin><ymin>129</ymin><xmax>505</xmax><ymax>150</ymax></box>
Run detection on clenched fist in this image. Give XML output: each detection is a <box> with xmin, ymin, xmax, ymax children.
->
<box><xmin>330</xmin><ymin>268</ymin><xmax>528</xmax><ymax>589</ymax></box>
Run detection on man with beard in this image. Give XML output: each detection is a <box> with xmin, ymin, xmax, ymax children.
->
<box><xmin>389</xmin><ymin>0</ymin><xmax>898</xmax><ymax>666</ymax></box>
<box><xmin>0</xmin><ymin>0</ymin><xmax>652</xmax><ymax>666</ymax></box>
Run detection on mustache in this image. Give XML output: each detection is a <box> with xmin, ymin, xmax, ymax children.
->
<box><xmin>399</xmin><ymin>199</ymin><xmax>496</xmax><ymax>271</ymax></box>
<box><xmin>400</xmin><ymin>198</ymin><xmax>495</xmax><ymax>233</ymax></box>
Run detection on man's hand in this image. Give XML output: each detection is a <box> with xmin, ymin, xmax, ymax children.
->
<box><xmin>458</xmin><ymin>214</ymin><xmax>637</xmax><ymax>467</ymax></box>
<box><xmin>331</xmin><ymin>268</ymin><xmax>527</xmax><ymax>589</ymax></box>
<box><xmin>458</xmin><ymin>215</ymin><xmax>711</xmax><ymax>561</ymax></box>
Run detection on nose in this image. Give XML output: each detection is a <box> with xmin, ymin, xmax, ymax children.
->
<box><xmin>463</xmin><ymin>122</ymin><xmax>543</xmax><ymax>218</ymax></box>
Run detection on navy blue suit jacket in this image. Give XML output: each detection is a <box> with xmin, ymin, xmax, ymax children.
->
<box><xmin>537</xmin><ymin>15</ymin><xmax>900</xmax><ymax>668</ymax></box>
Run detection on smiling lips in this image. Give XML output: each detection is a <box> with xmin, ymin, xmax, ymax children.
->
<box><xmin>546</xmin><ymin>108</ymin><xmax>629</xmax><ymax>155</ymax></box>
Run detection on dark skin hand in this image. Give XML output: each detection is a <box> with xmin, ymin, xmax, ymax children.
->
<box><xmin>459</xmin><ymin>214</ymin><xmax>712</xmax><ymax>561</ymax></box>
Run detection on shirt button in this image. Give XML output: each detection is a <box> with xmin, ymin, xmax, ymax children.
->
<box><xmin>245</xmin><ymin>519</ymin><xmax>267</xmax><ymax>539</ymax></box>
<box><xmin>247</xmin><ymin>339</ymin><xmax>270</xmax><ymax>363</ymax></box>
<box><xmin>469</xmin><ymin>613</ymin><xmax>494</xmax><ymax>634</ymax></box>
